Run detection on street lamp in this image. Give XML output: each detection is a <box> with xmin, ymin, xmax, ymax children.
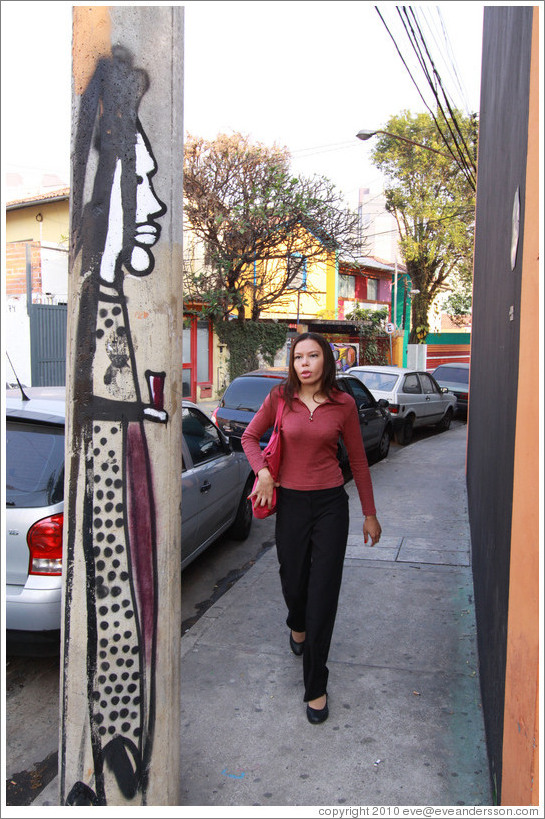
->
<box><xmin>356</xmin><ymin>128</ymin><xmax>453</xmax><ymax>160</ymax></box>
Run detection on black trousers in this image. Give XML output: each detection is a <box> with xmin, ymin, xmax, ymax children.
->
<box><xmin>275</xmin><ymin>485</ymin><xmax>349</xmax><ymax>702</ymax></box>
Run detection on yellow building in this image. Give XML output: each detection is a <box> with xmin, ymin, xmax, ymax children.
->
<box><xmin>6</xmin><ymin>188</ymin><xmax>70</xmax><ymax>247</ymax></box>
<box><xmin>251</xmin><ymin>228</ymin><xmax>338</xmax><ymax>323</ymax></box>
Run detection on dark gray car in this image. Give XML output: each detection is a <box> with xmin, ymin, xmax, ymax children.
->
<box><xmin>212</xmin><ymin>369</ymin><xmax>393</xmax><ymax>463</ymax></box>
<box><xmin>5</xmin><ymin>388</ymin><xmax>254</xmax><ymax>655</ymax></box>
<box><xmin>430</xmin><ymin>363</ymin><xmax>470</xmax><ymax>418</ymax></box>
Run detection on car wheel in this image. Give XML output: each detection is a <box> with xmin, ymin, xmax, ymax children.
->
<box><xmin>437</xmin><ymin>407</ymin><xmax>453</xmax><ymax>431</ymax></box>
<box><xmin>396</xmin><ymin>415</ymin><xmax>414</xmax><ymax>446</ymax></box>
<box><xmin>229</xmin><ymin>476</ymin><xmax>254</xmax><ymax>540</ymax></box>
<box><xmin>377</xmin><ymin>426</ymin><xmax>391</xmax><ymax>460</ymax></box>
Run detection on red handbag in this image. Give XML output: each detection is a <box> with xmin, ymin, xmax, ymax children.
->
<box><xmin>250</xmin><ymin>396</ymin><xmax>285</xmax><ymax>519</ymax></box>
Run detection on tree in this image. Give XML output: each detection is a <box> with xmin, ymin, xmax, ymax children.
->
<box><xmin>183</xmin><ymin>133</ymin><xmax>362</xmax><ymax>321</ymax></box>
<box><xmin>370</xmin><ymin>110</ymin><xmax>476</xmax><ymax>343</ymax></box>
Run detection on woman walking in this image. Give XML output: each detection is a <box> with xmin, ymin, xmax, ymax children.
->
<box><xmin>241</xmin><ymin>332</ymin><xmax>381</xmax><ymax>724</ymax></box>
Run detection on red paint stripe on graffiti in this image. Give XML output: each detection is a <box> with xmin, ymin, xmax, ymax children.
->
<box><xmin>126</xmin><ymin>422</ymin><xmax>155</xmax><ymax>665</ymax></box>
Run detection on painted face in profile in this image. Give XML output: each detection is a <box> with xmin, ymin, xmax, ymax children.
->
<box><xmin>100</xmin><ymin>124</ymin><xmax>166</xmax><ymax>283</ymax></box>
<box><xmin>127</xmin><ymin>127</ymin><xmax>167</xmax><ymax>275</ymax></box>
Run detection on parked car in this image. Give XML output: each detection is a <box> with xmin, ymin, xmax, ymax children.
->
<box><xmin>346</xmin><ymin>365</ymin><xmax>457</xmax><ymax>445</ymax></box>
<box><xmin>430</xmin><ymin>363</ymin><xmax>470</xmax><ymax>418</ymax></box>
<box><xmin>5</xmin><ymin>387</ymin><xmax>254</xmax><ymax>655</ymax></box>
<box><xmin>212</xmin><ymin>368</ymin><xmax>393</xmax><ymax>462</ymax></box>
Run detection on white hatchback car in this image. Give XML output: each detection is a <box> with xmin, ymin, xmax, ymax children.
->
<box><xmin>347</xmin><ymin>365</ymin><xmax>457</xmax><ymax>445</ymax></box>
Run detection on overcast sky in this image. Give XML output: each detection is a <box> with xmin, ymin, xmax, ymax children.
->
<box><xmin>2</xmin><ymin>0</ymin><xmax>487</xmax><ymax>208</ymax></box>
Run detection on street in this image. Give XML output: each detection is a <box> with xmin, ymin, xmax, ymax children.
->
<box><xmin>4</xmin><ymin>420</ymin><xmax>465</xmax><ymax>806</ymax></box>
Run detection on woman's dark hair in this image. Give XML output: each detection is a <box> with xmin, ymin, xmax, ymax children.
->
<box><xmin>280</xmin><ymin>332</ymin><xmax>340</xmax><ymax>407</ymax></box>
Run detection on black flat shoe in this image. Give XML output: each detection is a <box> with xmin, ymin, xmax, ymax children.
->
<box><xmin>289</xmin><ymin>631</ymin><xmax>305</xmax><ymax>656</ymax></box>
<box><xmin>306</xmin><ymin>696</ymin><xmax>329</xmax><ymax>724</ymax></box>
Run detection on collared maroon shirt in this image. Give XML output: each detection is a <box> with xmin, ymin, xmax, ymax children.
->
<box><xmin>241</xmin><ymin>387</ymin><xmax>377</xmax><ymax>517</ymax></box>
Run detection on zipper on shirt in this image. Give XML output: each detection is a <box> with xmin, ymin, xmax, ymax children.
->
<box><xmin>296</xmin><ymin>396</ymin><xmax>325</xmax><ymax>421</ymax></box>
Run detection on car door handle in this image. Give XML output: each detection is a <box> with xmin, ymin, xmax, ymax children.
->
<box><xmin>200</xmin><ymin>481</ymin><xmax>212</xmax><ymax>493</ymax></box>
<box><xmin>425</xmin><ymin>396</ymin><xmax>431</xmax><ymax>401</ymax></box>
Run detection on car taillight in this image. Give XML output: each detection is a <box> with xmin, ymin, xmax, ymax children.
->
<box><xmin>27</xmin><ymin>513</ymin><xmax>63</xmax><ymax>575</ymax></box>
<box><xmin>458</xmin><ymin>392</ymin><xmax>469</xmax><ymax>401</ymax></box>
<box><xmin>211</xmin><ymin>407</ymin><xmax>218</xmax><ymax>424</ymax></box>
<box><xmin>388</xmin><ymin>404</ymin><xmax>400</xmax><ymax>414</ymax></box>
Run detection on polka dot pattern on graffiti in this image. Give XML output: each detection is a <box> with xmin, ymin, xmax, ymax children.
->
<box><xmin>90</xmin><ymin>422</ymin><xmax>144</xmax><ymax>744</ymax></box>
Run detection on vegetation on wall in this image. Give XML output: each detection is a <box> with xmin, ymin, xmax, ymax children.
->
<box><xmin>345</xmin><ymin>306</ymin><xmax>390</xmax><ymax>365</ymax></box>
<box><xmin>214</xmin><ymin>319</ymin><xmax>288</xmax><ymax>382</ymax></box>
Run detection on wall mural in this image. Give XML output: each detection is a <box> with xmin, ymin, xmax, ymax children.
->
<box><xmin>331</xmin><ymin>342</ymin><xmax>359</xmax><ymax>371</ymax></box>
<box><xmin>62</xmin><ymin>45</ymin><xmax>167</xmax><ymax>806</ymax></box>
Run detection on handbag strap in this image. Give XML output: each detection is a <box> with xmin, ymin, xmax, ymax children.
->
<box><xmin>273</xmin><ymin>395</ymin><xmax>285</xmax><ymax>432</ymax></box>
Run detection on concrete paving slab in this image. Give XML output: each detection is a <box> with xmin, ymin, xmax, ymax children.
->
<box><xmin>345</xmin><ymin>534</ymin><xmax>401</xmax><ymax>561</ymax></box>
<box><xmin>397</xmin><ymin>547</ymin><xmax>470</xmax><ymax>567</ymax></box>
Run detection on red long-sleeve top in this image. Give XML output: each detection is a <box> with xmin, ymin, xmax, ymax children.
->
<box><xmin>241</xmin><ymin>387</ymin><xmax>377</xmax><ymax>517</ymax></box>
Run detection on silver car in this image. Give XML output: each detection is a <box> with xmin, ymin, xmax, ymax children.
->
<box><xmin>346</xmin><ymin>365</ymin><xmax>457</xmax><ymax>445</ymax></box>
<box><xmin>5</xmin><ymin>388</ymin><xmax>254</xmax><ymax>655</ymax></box>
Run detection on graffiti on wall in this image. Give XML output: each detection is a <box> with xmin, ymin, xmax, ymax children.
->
<box><xmin>62</xmin><ymin>46</ymin><xmax>167</xmax><ymax>806</ymax></box>
<box><xmin>330</xmin><ymin>343</ymin><xmax>358</xmax><ymax>372</ymax></box>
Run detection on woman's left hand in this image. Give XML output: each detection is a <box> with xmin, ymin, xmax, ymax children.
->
<box><xmin>363</xmin><ymin>515</ymin><xmax>382</xmax><ymax>546</ymax></box>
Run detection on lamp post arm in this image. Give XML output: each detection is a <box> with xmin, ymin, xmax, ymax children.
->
<box><xmin>358</xmin><ymin>129</ymin><xmax>453</xmax><ymax>160</ymax></box>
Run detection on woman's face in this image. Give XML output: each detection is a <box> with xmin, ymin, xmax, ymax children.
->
<box><xmin>293</xmin><ymin>339</ymin><xmax>324</xmax><ymax>390</ymax></box>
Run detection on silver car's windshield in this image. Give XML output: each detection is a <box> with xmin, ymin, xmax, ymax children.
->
<box><xmin>434</xmin><ymin>366</ymin><xmax>469</xmax><ymax>385</ymax></box>
<box><xmin>355</xmin><ymin>372</ymin><xmax>399</xmax><ymax>392</ymax></box>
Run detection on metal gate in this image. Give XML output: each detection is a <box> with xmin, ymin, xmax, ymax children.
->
<box><xmin>29</xmin><ymin>303</ymin><xmax>68</xmax><ymax>386</ymax></box>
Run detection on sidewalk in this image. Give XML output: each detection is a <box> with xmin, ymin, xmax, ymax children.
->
<box><xmin>35</xmin><ymin>423</ymin><xmax>492</xmax><ymax>807</ymax></box>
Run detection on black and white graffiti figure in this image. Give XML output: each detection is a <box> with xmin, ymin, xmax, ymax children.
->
<box><xmin>62</xmin><ymin>46</ymin><xmax>167</xmax><ymax>806</ymax></box>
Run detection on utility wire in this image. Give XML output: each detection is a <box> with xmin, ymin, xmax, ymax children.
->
<box><xmin>374</xmin><ymin>5</ymin><xmax>477</xmax><ymax>191</ymax></box>
<box><xmin>399</xmin><ymin>7</ymin><xmax>476</xmax><ymax>187</ymax></box>
<box><xmin>403</xmin><ymin>8</ymin><xmax>477</xmax><ymax>184</ymax></box>
<box><xmin>403</xmin><ymin>7</ymin><xmax>477</xmax><ymax>185</ymax></box>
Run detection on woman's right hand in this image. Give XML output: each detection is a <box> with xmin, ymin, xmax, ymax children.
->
<box><xmin>249</xmin><ymin>467</ymin><xmax>279</xmax><ymax>510</ymax></box>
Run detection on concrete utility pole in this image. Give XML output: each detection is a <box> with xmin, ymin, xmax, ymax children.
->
<box><xmin>59</xmin><ymin>6</ymin><xmax>184</xmax><ymax>805</ymax></box>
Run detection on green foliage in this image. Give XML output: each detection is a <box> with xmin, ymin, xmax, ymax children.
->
<box><xmin>443</xmin><ymin>274</ymin><xmax>472</xmax><ymax>326</ymax></box>
<box><xmin>345</xmin><ymin>307</ymin><xmax>390</xmax><ymax>364</ymax></box>
<box><xmin>414</xmin><ymin>324</ymin><xmax>430</xmax><ymax>343</ymax></box>
<box><xmin>214</xmin><ymin>320</ymin><xmax>288</xmax><ymax>381</ymax></box>
<box><xmin>370</xmin><ymin>110</ymin><xmax>476</xmax><ymax>344</ymax></box>
<box><xmin>184</xmin><ymin>284</ymin><xmax>246</xmax><ymax>322</ymax></box>
<box><xmin>345</xmin><ymin>306</ymin><xmax>388</xmax><ymax>330</ymax></box>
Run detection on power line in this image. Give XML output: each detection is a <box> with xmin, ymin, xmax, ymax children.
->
<box><xmin>290</xmin><ymin>141</ymin><xmax>358</xmax><ymax>157</ymax></box>
<box><xmin>403</xmin><ymin>8</ymin><xmax>477</xmax><ymax>186</ymax></box>
<box><xmin>374</xmin><ymin>5</ymin><xmax>477</xmax><ymax>191</ymax></box>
